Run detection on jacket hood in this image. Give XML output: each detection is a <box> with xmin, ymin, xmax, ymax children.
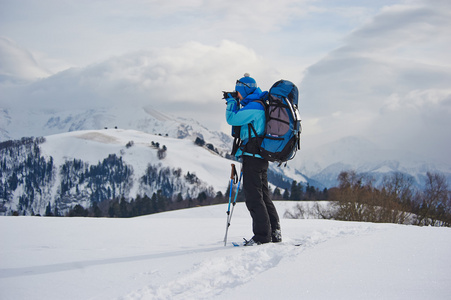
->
<box><xmin>240</xmin><ymin>88</ymin><xmax>264</xmax><ymax>106</ymax></box>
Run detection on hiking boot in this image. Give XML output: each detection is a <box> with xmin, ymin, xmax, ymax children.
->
<box><xmin>272</xmin><ymin>229</ymin><xmax>282</xmax><ymax>243</ymax></box>
<box><xmin>243</xmin><ymin>238</ymin><xmax>261</xmax><ymax>246</ymax></box>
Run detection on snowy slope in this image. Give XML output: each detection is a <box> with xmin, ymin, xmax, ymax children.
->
<box><xmin>40</xmin><ymin>129</ymin><xmax>234</xmax><ymax>199</ymax></box>
<box><xmin>0</xmin><ymin>128</ymin><xmax>308</xmax><ymax>216</ymax></box>
<box><xmin>0</xmin><ymin>202</ymin><xmax>450</xmax><ymax>300</ymax></box>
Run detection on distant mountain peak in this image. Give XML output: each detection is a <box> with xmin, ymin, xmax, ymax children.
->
<box><xmin>143</xmin><ymin>106</ymin><xmax>174</xmax><ymax>121</ymax></box>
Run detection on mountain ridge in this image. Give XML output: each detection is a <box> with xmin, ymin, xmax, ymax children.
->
<box><xmin>298</xmin><ymin>135</ymin><xmax>451</xmax><ymax>188</ymax></box>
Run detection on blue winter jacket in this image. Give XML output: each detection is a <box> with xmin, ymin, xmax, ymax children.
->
<box><xmin>225</xmin><ymin>88</ymin><xmax>267</xmax><ymax>158</ymax></box>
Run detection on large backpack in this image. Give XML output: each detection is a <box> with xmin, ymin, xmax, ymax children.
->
<box><xmin>247</xmin><ymin>80</ymin><xmax>302</xmax><ymax>164</ymax></box>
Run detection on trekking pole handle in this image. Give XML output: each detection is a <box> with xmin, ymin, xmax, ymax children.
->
<box><xmin>231</xmin><ymin>164</ymin><xmax>239</xmax><ymax>184</ymax></box>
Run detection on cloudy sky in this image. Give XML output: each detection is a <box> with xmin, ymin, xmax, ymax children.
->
<box><xmin>1</xmin><ymin>0</ymin><xmax>450</xmax><ymax>164</ymax></box>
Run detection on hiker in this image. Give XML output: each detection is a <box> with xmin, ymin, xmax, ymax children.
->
<box><xmin>224</xmin><ymin>73</ymin><xmax>282</xmax><ymax>246</ymax></box>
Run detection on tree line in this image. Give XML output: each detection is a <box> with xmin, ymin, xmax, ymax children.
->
<box><xmin>65</xmin><ymin>189</ymin><xmax>230</xmax><ymax>217</ymax></box>
<box><xmin>64</xmin><ymin>178</ymin><xmax>327</xmax><ymax>218</ymax></box>
<box><xmin>288</xmin><ymin>170</ymin><xmax>450</xmax><ymax>227</ymax></box>
<box><xmin>272</xmin><ymin>181</ymin><xmax>328</xmax><ymax>201</ymax></box>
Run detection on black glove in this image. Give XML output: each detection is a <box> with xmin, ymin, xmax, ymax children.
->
<box><xmin>222</xmin><ymin>91</ymin><xmax>238</xmax><ymax>100</ymax></box>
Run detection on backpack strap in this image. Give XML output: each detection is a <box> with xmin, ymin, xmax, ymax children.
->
<box><xmin>268</xmin><ymin>97</ymin><xmax>290</xmax><ymax>127</ymax></box>
<box><xmin>230</xmin><ymin>125</ymin><xmax>241</xmax><ymax>156</ymax></box>
<box><xmin>230</xmin><ymin>99</ymin><xmax>266</xmax><ymax>157</ymax></box>
<box><xmin>244</xmin><ymin>123</ymin><xmax>261</xmax><ymax>157</ymax></box>
<box><xmin>247</xmin><ymin>99</ymin><xmax>266</xmax><ymax>141</ymax></box>
<box><xmin>242</xmin><ymin>99</ymin><xmax>266</xmax><ymax>157</ymax></box>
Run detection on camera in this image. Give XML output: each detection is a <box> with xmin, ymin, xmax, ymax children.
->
<box><xmin>222</xmin><ymin>91</ymin><xmax>238</xmax><ymax>99</ymax></box>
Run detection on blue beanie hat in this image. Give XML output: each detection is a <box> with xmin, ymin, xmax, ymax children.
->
<box><xmin>235</xmin><ymin>73</ymin><xmax>257</xmax><ymax>98</ymax></box>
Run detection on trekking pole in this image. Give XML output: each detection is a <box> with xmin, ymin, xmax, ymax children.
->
<box><xmin>224</xmin><ymin>164</ymin><xmax>238</xmax><ymax>246</ymax></box>
<box><xmin>227</xmin><ymin>167</ymin><xmax>243</xmax><ymax>240</ymax></box>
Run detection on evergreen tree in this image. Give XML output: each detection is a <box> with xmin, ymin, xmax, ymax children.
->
<box><xmin>142</xmin><ymin>195</ymin><xmax>152</xmax><ymax>215</ymax></box>
<box><xmin>156</xmin><ymin>190</ymin><xmax>167</xmax><ymax>211</ymax></box>
<box><xmin>176</xmin><ymin>193</ymin><xmax>184</xmax><ymax>203</ymax></box>
<box><xmin>306</xmin><ymin>183</ymin><xmax>316</xmax><ymax>199</ymax></box>
<box><xmin>151</xmin><ymin>193</ymin><xmax>158</xmax><ymax>213</ymax></box>
<box><xmin>290</xmin><ymin>181</ymin><xmax>302</xmax><ymax>200</ymax></box>
<box><xmin>45</xmin><ymin>202</ymin><xmax>53</xmax><ymax>216</ymax></box>
<box><xmin>69</xmin><ymin>204</ymin><xmax>88</xmax><ymax>217</ymax></box>
<box><xmin>92</xmin><ymin>202</ymin><xmax>102</xmax><ymax>217</ymax></box>
<box><xmin>119</xmin><ymin>197</ymin><xmax>128</xmax><ymax>217</ymax></box>
<box><xmin>53</xmin><ymin>204</ymin><xmax>59</xmax><ymax>217</ymax></box>
<box><xmin>197</xmin><ymin>191</ymin><xmax>207</xmax><ymax>205</ymax></box>
<box><xmin>283</xmin><ymin>189</ymin><xmax>290</xmax><ymax>200</ymax></box>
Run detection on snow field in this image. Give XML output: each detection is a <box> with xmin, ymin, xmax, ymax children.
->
<box><xmin>0</xmin><ymin>202</ymin><xmax>450</xmax><ymax>300</ymax></box>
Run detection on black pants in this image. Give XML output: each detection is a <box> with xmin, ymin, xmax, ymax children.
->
<box><xmin>242</xmin><ymin>156</ymin><xmax>280</xmax><ymax>243</ymax></box>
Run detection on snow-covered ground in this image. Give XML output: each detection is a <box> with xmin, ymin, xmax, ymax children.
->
<box><xmin>1</xmin><ymin>201</ymin><xmax>450</xmax><ymax>300</ymax></box>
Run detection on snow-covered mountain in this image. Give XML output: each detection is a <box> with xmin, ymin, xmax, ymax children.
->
<box><xmin>296</xmin><ymin>136</ymin><xmax>451</xmax><ymax>188</ymax></box>
<box><xmin>0</xmin><ymin>129</ymin><xmax>229</xmax><ymax>216</ymax></box>
<box><xmin>0</xmin><ymin>129</ymin><xmax>308</xmax><ymax>216</ymax></box>
<box><xmin>0</xmin><ymin>104</ymin><xmax>232</xmax><ymax>156</ymax></box>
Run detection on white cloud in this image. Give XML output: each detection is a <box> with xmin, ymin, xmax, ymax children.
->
<box><xmin>342</xmin><ymin>2</ymin><xmax>451</xmax><ymax>64</ymax></box>
<box><xmin>382</xmin><ymin>89</ymin><xmax>451</xmax><ymax>112</ymax></box>
<box><xmin>0</xmin><ymin>37</ymin><xmax>51</xmax><ymax>81</ymax></box>
<box><xmin>0</xmin><ymin>0</ymin><xmax>376</xmax><ymax>74</ymax></box>
<box><xmin>299</xmin><ymin>1</ymin><xmax>451</xmax><ymax>163</ymax></box>
<box><xmin>0</xmin><ymin>40</ymin><xmax>278</xmax><ymax>132</ymax></box>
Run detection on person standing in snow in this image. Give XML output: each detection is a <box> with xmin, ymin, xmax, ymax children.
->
<box><xmin>224</xmin><ymin>73</ymin><xmax>282</xmax><ymax>246</ymax></box>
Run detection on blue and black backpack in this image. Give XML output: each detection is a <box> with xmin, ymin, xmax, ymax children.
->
<box><xmin>237</xmin><ymin>79</ymin><xmax>302</xmax><ymax>164</ymax></box>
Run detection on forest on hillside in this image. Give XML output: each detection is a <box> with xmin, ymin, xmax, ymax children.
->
<box><xmin>1</xmin><ymin>137</ymin><xmax>449</xmax><ymax>227</ymax></box>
